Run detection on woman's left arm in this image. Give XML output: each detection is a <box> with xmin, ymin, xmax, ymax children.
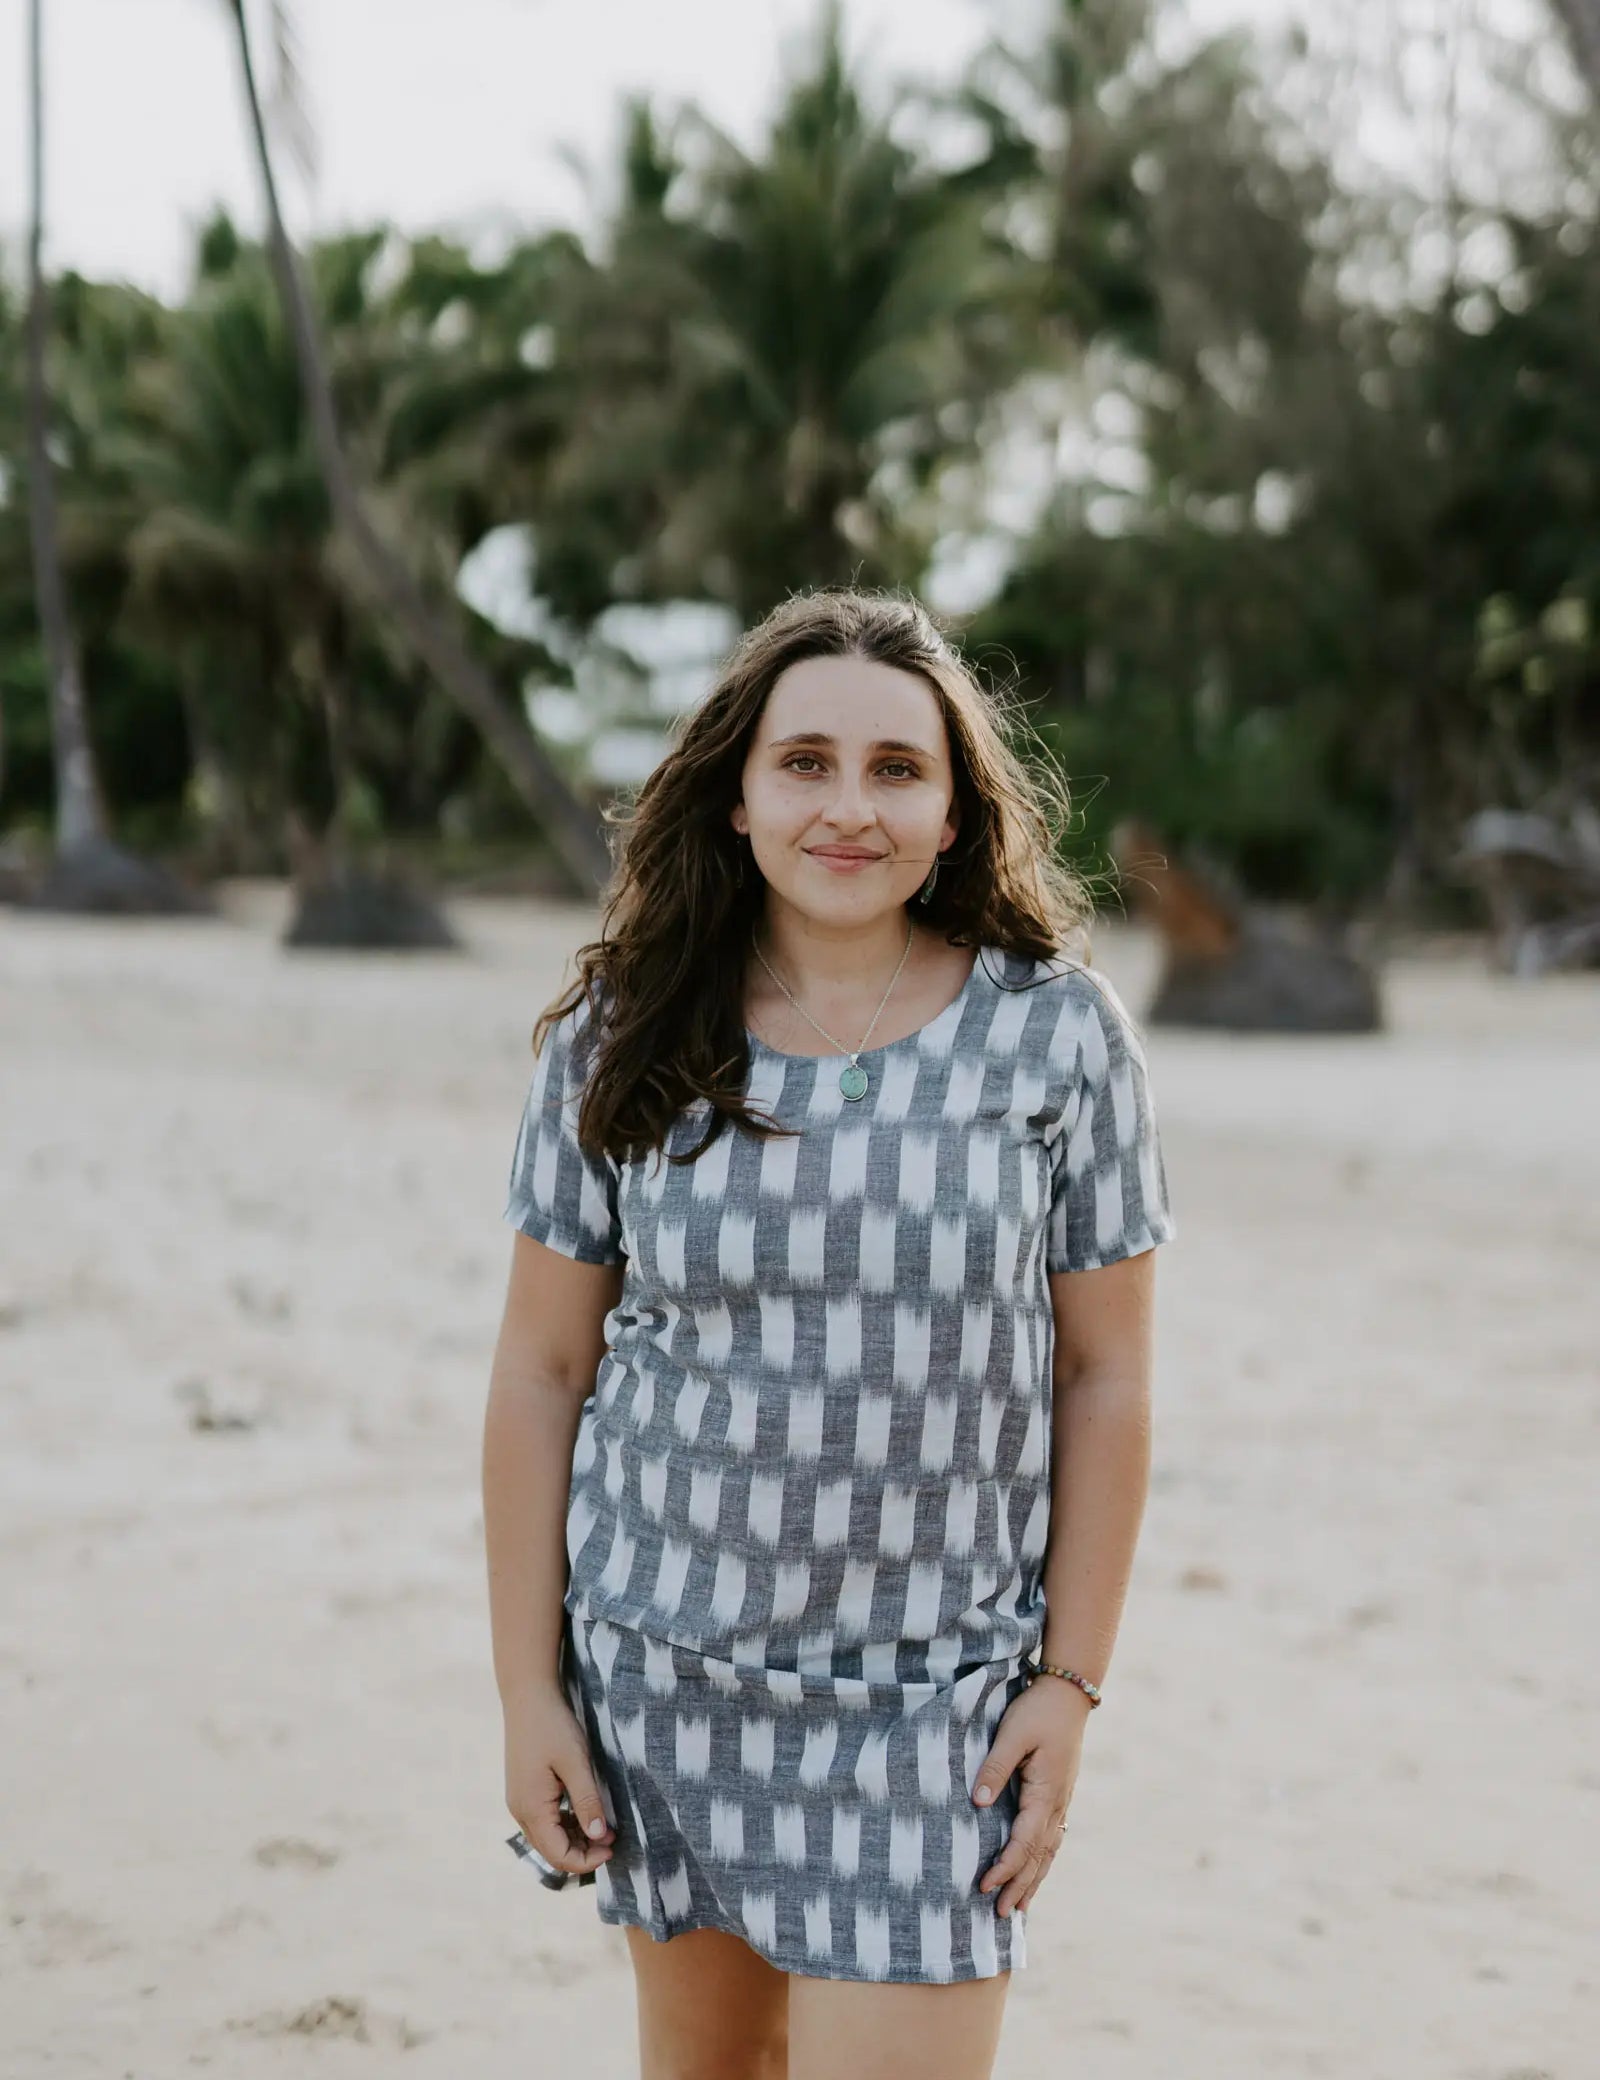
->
<box><xmin>1037</xmin><ymin>1245</ymin><xmax>1157</xmax><ymax>1682</ymax></box>
<box><xmin>972</xmin><ymin>1246</ymin><xmax>1159</xmax><ymax>1919</ymax></box>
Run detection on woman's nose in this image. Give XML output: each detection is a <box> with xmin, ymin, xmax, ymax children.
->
<box><xmin>822</xmin><ymin>775</ymin><xmax>875</xmax><ymax>825</ymax></box>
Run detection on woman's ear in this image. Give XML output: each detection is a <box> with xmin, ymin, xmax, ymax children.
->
<box><xmin>730</xmin><ymin>803</ymin><xmax>748</xmax><ymax>838</ymax></box>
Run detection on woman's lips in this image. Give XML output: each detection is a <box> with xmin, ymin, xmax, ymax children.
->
<box><xmin>807</xmin><ymin>848</ymin><xmax>887</xmax><ymax>871</ymax></box>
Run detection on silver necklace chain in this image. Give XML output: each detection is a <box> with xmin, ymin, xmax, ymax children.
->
<box><xmin>751</xmin><ymin>920</ymin><xmax>915</xmax><ymax>1101</ymax></box>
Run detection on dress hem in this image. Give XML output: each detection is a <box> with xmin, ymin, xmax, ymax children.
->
<box><xmin>591</xmin><ymin>1900</ymin><xmax>1024</xmax><ymax>1983</ymax></box>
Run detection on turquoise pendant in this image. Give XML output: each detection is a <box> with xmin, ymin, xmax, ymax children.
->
<box><xmin>839</xmin><ymin>1060</ymin><xmax>870</xmax><ymax>1101</ymax></box>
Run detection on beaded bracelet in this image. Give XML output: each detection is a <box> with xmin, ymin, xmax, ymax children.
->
<box><xmin>1030</xmin><ymin>1660</ymin><xmax>1103</xmax><ymax>1707</ymax></box>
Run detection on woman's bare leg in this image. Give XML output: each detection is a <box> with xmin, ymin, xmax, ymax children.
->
<box><xmin>787</xmin><ymin>1969</ymin><xmax>1012</xmax><ymax>2080</ymax></box>
<box><xmin>623</xmin><ymin>1923</ymin><xmax>790</xmax><ymax>2080</ymax></box>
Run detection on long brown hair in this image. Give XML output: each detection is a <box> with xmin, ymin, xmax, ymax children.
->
<box><xmin>532</xmin><ymin>586</ymin><xmax>1098</xmax><ymax>1162</ymax></box>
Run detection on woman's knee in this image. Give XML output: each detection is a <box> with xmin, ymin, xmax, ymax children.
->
<box><xmin>786</xmin><ymin>1968</ymin><xmax>1012</xmax><ymax>2080</ymax></box>
<box><xmin>625</xmin><ymin>1923</ymin><xmax>790</xmax><ymax>2080</ymax></box>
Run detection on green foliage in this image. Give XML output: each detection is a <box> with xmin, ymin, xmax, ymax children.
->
<box><xmin>1</xmin><ymin>0</ymin><xmax>1596</xmax><ymax>911</ymax></box>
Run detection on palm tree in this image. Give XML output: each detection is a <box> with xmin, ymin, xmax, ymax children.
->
<box><xmin>0</xmin><ymin>273</ymin><xmax>16</xmax><ymax>810</ymax></box>
<box><xmin>116</xmin><ymin>243</ymin><xmax>355</xmax><ymax>831</ymax></box>
<box><xmin>674</xmin><ymin>18</ymin><xmax>1008</xmax><ymax>604</ymax></box>
<box><xmin>20</xmin><ymin>0</ymin><xmax>195</xmax><ymax>909</ymax></box>
<box><xmin>222</xmin><ymin>0</ymin><xmax>611</xmax><ymax>896</ymax></box>
<box><xmin>941</xmin><ymin>0</ymin><xmax>1164</xmax><ymax>363</ymax></box>
<box><xmin>108</xmin><ymin>224</ymin><xmax>497</xmax><ymax>943</ymax></box>
<box><xmin>506</xmin><ymin>5</ymin><xmax>1029</xmax><ymax>624</ymax></box>
<box><xmin>1552</xmin><ymin>0</ymin><xmax>1600</xmax><ymax>98</ymax></box>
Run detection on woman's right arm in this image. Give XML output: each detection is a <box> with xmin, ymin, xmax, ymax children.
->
<box><xmin>482</xmin><ymin>1229</ymin><xmax>624</xmax><ymax>1872</ymax></box>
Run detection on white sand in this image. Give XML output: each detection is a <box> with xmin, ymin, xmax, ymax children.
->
<box><xmin>1</xmin><ymin>888</ymin><xmax>1594</xmax><ymax>2077</ymax></box>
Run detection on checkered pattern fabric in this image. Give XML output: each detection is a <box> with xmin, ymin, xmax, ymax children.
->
<box><xmin>504</xmin><ymin>945</ymin><xmax>1175</xmax><ymax>1980</ymax></box>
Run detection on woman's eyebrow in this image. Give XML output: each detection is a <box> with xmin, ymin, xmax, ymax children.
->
<box><xmin>767</xmin><ymin>731</ymin><xmax>933</xmax><ymax>756</ymax></box>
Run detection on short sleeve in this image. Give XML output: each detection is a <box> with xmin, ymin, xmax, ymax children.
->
<box><xmin>503</xmin><ymin>1002</ymin><xmax>626</xmax><ymax>1265</ymax></box>
<box><xmin>1045</xmin><ymin>974</ymin><xmax>1177</xmax><ymax>1274</ymax></box>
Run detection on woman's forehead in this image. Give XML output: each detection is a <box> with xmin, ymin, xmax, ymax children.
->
<box><xmin>759</xmin><ymin>655</ymin><xmax>945</xmax><ymax>741</ymax></box>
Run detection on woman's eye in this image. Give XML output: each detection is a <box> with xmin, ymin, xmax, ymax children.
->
<box><xmin>782</xmin><ymin>756</ymin><xmax>917</xmax><ymax>778</ymax></box>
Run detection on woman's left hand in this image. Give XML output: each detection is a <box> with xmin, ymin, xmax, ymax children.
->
<box><xmin>970</xmin><ymin>1675</ymin><xmax>1092</xmax><ymax>1918</ymax></box>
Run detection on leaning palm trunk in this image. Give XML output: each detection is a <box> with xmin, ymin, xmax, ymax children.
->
<box><xmin>226</xmin><ymin>0</ymin><xmax>612</xmax><ymax>898</ymax></box>
<box><xmin>21</xmin><ymin>0</ymin><xmax>198</xmax><ymax>913</ymax></box>
<box><xmin>1551</xmin><ymin>0</ymin><xmax>1600</xmax><ymax>99</ymax></box>
<box><xmin>25</xmin><ymin>0</ymin><xmax>98</xmax><ymax>854</ymax></box>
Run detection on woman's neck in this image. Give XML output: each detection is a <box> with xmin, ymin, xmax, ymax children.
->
<box><xmin>752</xmin><ymin>912</ymin><xmax>923</xmax><ymax>1001</ymax></box>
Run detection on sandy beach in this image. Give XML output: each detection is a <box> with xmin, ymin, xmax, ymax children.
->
<box><xmin>1</xmin><ymin>886</ymin><xmax>1594</xmax><ymax>2078</ymax></box>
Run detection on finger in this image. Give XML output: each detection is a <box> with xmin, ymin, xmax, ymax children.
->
<box><xmin>977</xmin><ymin>1833</ymin><xmax>1030</xmax><ymax>1897</ymax></box>
<box><xmin>993</xmin><ymin>1839</ymin><xmax>1053</xmax><ymax>1919</ymax></box>
<box><xmin>516</xmin><ymin>1761</ymin><xmax>614</xmax><ymax>1871</ymax></box>
<box><xmin>969</xmin><ymin>1736</ymin><xmax>1025</xmax><ymax>1812</ymax></box>
<box><xmin>514</xmin><ymin>1793</ymin><xmax>612</xmax><ymax>1874</ymax></box>
<box><xmin>557</xmin><ymin>1750</ymin><xmax>616</xmax><ymax>1848</ymax></box>
<box><xmin>992</xmin><ymin>1835</ymin><xmax>1050</xmax><ymax>1915</ymax></box>
<box><xmin>982</xmin><ymin>1802</ymin><xmax>1067</xmax><ymax>1912</ymax></box>
<box><xmin>1009</xmin><ymin>1812</ymin><xmax>1073</xmax><ymax>1916</ymax></box>
<box><xmin>976</xmin><ymin>1778</ymin><xmax>1059</xmax><ymax>1897</ymax></box>
<box><xmin>978</xmin><ymin>1819</ymin><xmax>1052</xmax><ymax>1904</ymax></box>
<box><xmin>1013</xmin><ymin>1840</ymin><xmax>1062</xmax><ymax>1915</ymax></box>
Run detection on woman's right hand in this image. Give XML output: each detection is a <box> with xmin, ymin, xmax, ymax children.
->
<box><xmin>503</xmin><ymin>1686</ymin><xmax>616</xmax><ymax>1876</ymax></box>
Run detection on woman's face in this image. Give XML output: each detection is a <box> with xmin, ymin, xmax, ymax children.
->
<box><xmin>730</xmin><ymin>655</ymin><xmax>959</xmax><ymax>926</ymax></box>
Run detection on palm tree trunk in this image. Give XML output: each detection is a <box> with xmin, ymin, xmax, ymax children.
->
<box><xmin>24</xmin><ymin>0</ymin><xmax>108</xmax><ymax>857</ymax></box>
<box><xmin>176</xmin><ymin>666</ymin><xmax>260</xmax><ymax>871</ymax></box>
<box><xmin>225</xmin><ymin>0</ymin><xmax>613</xmax><ymax>895</ymax></box>
<box><xmin>1551</xmin><ymin>0</ymin><xmax>1600</xmax><ymax>99</ymax></box>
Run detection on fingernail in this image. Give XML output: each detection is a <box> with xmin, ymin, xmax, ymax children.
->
<box><xmin>974</xmin><ymin>1785</ymin><xmax>992</xmax><ymax>1804</ymax></box>
<box><xmin>587</xmin><ymin>1819</ymin><xmax>607</xmax><ymax>1838</ymax></box>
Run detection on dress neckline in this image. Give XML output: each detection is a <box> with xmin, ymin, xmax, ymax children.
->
<box><xmin>744</xmin><ymin>943</ymin><xmax>989</xmax><ymax>1065</ymax></box>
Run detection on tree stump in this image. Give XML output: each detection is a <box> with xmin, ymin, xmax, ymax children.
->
<box><xmin>0</xmin><ymin>833</ymin><xmax>46</xmax><ymax>905</ymax></box>
<box><xmin>25</xmin><ymin>837</ymin><xmax>211</xmax><ymax>916</ymax></box>
<box><xmin>1108</xmin><ymin>819</ymin><xmax>1382</xmax><ymax>1033</ymax></box>
<box><xmin>1453</xmin><ymin>808</ymin><xmax>1600</xmax><ymax>976</ymax></box>
<box><xmin>282</xmin><ymin>857</ymin><xmax>460</xmax><ymax>951</ymax></box>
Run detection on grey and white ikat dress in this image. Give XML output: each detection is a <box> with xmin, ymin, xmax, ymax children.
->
<box><xmin>503</xmin><ymin>944</ymin><xmax>1175</xmax><ymax>1982</ymax></box>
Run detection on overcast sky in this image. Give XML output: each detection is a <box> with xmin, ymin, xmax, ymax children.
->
<box><xmin>0</xmin><ymin>0</ymin><xmax>1312</xmax><ymax>299</ymax></box>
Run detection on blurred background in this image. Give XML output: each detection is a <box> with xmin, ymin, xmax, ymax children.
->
<box><xmin>2</xmin><ymin>2</ymin><xmax>1595</xmax><ymax>2076</ymax></box>
<box><xmin>3</xmin><ymin>0</ymin><xmax>1598</xmax><ymax>942</ymax></box>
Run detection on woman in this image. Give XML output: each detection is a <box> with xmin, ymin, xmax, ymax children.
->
<box><xmin>482</xmin><ymin>588</ymin><xmax>1175</xmax><ymax>2080</ymax></box>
